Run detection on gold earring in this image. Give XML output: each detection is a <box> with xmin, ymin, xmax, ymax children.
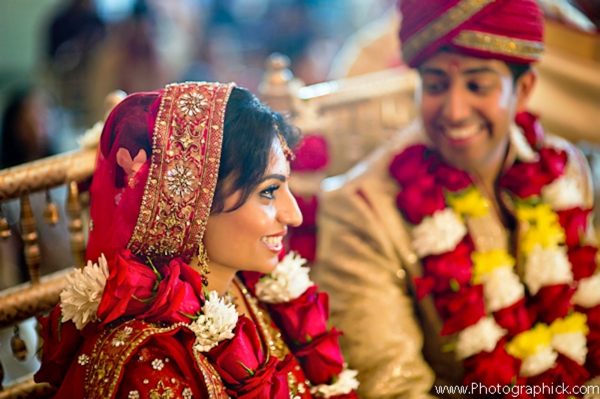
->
<box><xmin>198</xmin><ymin>242</ymin><xmax>210</xmax><ymax>286</ymax></box>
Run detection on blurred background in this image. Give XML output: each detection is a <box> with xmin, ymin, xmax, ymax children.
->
<box><xmin>0</xmin><ymin>0</ymin><xmax>399</xmax><ymax>158</ymax></box>
<box><xmin>0</xmin><ymin>0</ymin><xmax>598</xmax><ymax>288</ymax></box>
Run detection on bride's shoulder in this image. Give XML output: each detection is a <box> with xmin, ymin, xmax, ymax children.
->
<box><xmin>84</xmin><ymin>320</ymin><xmax>227</xmax><ymax>399</ymax></box>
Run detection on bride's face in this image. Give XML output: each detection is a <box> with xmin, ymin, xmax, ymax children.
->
<box><xmin>204</xmin><ymin>140</ymin><xmax>303</xmax><ymax>276</ymax></box>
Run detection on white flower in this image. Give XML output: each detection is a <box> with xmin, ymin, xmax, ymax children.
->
<box><xmin>255</xmin><ymin>252</ymin><xmax>314</xmax><ymax>303</ymax></box>
<box><xmin>573</xmin><ymin>274</ymin><xmax>600</xmax><ymax>308</ymax></box>
<box><xmin>189</xmin><ymin>291</ymin><xmax>238</xmax><ymax>352</ymax></box>
<box><xmin>412</xmin><ymin>209</ymin><xmax>467</xmax><ymax>257</ymax></box>
<box><xmin>482</xmin><ymin>267</ymin><xmax>524</xmax><ymax>312</ymax></box>
<box><xmin>455</xmin><ymin>317</ymin><xmax>506</xmax><ymax>360</ymax></box>
<box><xmin>60</xmin><ymin>255</ymin><xmax>110</xmax><ymax>330</ymax></box>
<box><xmin>523</xmin><ymin>246</ymin><xmax>573</xmax><ymax>295</ymax></box>
<box><xmin>542</xmin><ymin>176</ymin><xmax>585</xmax><ymax>211</ymax></box>
<box><xmin>310</xmin><ymin>368</ymin><xmax>359</xmax><ymax>398</ymax></box>
<box><xmin>520</xmin><ymin>347</ymin><xmax>558</xmax><ymax>377</ymax></box>
<box><xmin>552</xmin><ymin>332</ymin><xmax>587</xmax><ymax>365</ymax></box>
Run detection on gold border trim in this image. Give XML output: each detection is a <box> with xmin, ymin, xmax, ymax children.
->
<box><xmin>452</xmin><ymin>30</ymin><xmax>545</xmax><ymax>61</ymax></box>
<box><xmin>127</xmin><ymin>82</ymin><xmax>235</xmax><ymax>264</ymax></box>
<box><xmin>402</xmin><ymin>0</ymin><xmax>496</xmax><ymax>64</ymax></box>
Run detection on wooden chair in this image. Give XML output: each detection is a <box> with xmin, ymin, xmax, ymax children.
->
<box><xmin>0</xmin><ymin>93</ymin><xmax>124</xmax><ymax>398</ymax></box>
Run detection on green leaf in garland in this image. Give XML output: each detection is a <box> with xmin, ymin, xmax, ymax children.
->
<box><xmin>237</xmin><ymin>360</ymin><xmax>255</xmax><ymax>376</ymax></box>
<box><xmin>132</xmin><ymin>292</ymin><xmax>157</xmax><ymax>304</ymax></box>
<box><xmin>449</xmin><ymin>279</ymin><xmax>460</xmax><ymax>292</ymax></box>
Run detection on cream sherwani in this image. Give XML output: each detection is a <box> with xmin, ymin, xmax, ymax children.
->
<box><xmin>312</xmin><ymin>121</ymin><xmax>595</xmax><ymax>399</ymax></box>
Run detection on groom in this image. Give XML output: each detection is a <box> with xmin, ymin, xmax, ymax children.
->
<box><xmin>314</xmin><ymin>0</ymin><xmax>600</xmax><ymax>397</ymax></box>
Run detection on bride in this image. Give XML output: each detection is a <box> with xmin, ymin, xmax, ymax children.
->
<box><xmin>35</xmin><ymin>82</ymin><xmax>359</xmax><ymax>399</ymax></box>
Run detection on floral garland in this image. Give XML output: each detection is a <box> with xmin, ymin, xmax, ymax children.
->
<box><xmin>59</xmin><ymin>250</ymin><xmax>358</xmax><ymax>399</ymax></box>
<box><xmin>388</xmin><ymin>113</ymin><xmax>600</xmax><ymax>396</ymax></box>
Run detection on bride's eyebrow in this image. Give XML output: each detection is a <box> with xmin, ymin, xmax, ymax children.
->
<box><xmin>259</xmin><ymin>174</ymin><xmax>286</xmax><ymax>183</ymax></box>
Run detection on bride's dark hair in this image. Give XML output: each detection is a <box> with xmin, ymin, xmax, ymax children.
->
<box><xmin>211</xmin><ymin>87</ymin><xmax>301</xmax><ymax>213</ymax></box>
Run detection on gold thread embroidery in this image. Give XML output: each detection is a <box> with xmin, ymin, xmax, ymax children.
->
<box><xmin>452</xmin><ymin>30</ymin><xmax>544</xmax><ymax>60</ymax></box>
<box><xmin>127</xmin><ymin>82</ymin><xmax>235</xmax><ymax>264</ymax></box>
<box><xmin>402</xmin><ymin>0</ymin><xmax>496</xmax><ymax>64</ymax></box>
<box><xmin>190</xmin><ymin>341</ymin><xmax>229</xmax><ymax>398</ymax></box>
<box><xmin>149</xmin><ymin>380</ymin><xmax>175</xmax><ymax>399</ymax></box>
<box><xmin>236</xmin><ymin>278</ymin><xmax>290</xmax><ymax>360</ymax></box>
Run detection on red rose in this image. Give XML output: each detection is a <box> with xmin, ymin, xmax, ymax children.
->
<box><xmin>585</xmin><ymin>330</ymin><xmax>600</xmax><ymax>377</ymax></box>
<box><xmin>97</xmin><ymin>249</ymin><xmax>159</xmax><ymax>326</ymax></box>
<box><xmin>396</xmin><ymin>175</ymin><xmax>446</xmax><ymax>224</ymax></box>
<box><xmin>34</xmin><ymin>305</ymin><xmax>86</xmax><ymax>387</ymax></box>
<box><xmin>420</xmin><ymin>240</ymin><xmax>473</xmax><ymax>295</ymax></box>
<box><xmin>539</xmin><ymin>147</ymin><xmax>568</xmax><ymax>181</ymax></box>
<box><xmin>291</xmin><ymin>135</ymin><xmax>329</xmax><ymax>171</ymax></box>
<box><xmin>529</xmin><ymin>284</ymin><xmax>575</xmax><ymax>324</ymax></box>
<box><xmin>225</xmin><ymin>355</ymin><xmax>293</xmax><ymax>399</ymax></box>
<box><xmin>268</xmin><ymin>285</ymin><xmax>329</xmax><ymax>345</ymax></box>
<box><xmin>288</xmin><ymin>230</ymin><xmax>317</xmax><ymax>263</ymax></box>
<box><xmin>500</xmin><ymin>161</ymin><xmax>554</xmax><ymax>199</ymax></box>
<box><xmin>434</xmin><ymin>285</ymin><xmax>486</xmax><ymax>336</ymax></box>
<box><xmin>516</xmin><ymin>111</ymin><xmax>544</xmax><ymax>149</ymax></box>
<box><xmin>493</xmin><ymin>298</ymin><xmax>533</xmax><ymax>339</ymax></box>
<box><xmin>527</xmin><ymin>354</ymin><xmax>589</xmax><ymax>398</ymax></box>
<box><xmin>389</xmin><ymin>144</ymin><xmax>435</xmax><ymax>187</ymax></box>
<box><xmin>293</xmin><ymin>328</ymin><xmax>345</xmax><ymax>385</ymax></box>
<box><xmin>569</xmin><ymin>245</ymin><xmax>598</xmax><ymax>281</ymax></box>
<box><xmin>578</xmin><ymin>304</ymin><xmax>600</xmax><ymax>332</ymax></box>
<box><xmin>205</xmin><ymin>316</ymin><xmax>265</xmax><ymax>385</ymax></box>
<box><xmin>293</xmin><ymin>194</ymin><xmax>318</xmax><ymax>227</ymax></box>
<box><xmin>434</xmin><ymin>162</ymin><xmax>473</xmax><ymax>191</ymax></box>
<box><xmin>557</xmin><ymin>208</ymin><xmax>592</xmax><ymax>249</ymax></box>
<box><xmin>462</xmin><ymin>339</ymin><xmax>520</xmax><ymax>387</ymax></box>
<box><xmin>139</xmin><ymin>258</ymin><xmax>204</xmax><ymax>324</ymax></box>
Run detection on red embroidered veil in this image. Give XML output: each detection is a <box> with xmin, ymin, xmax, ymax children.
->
<box><xmin>86</xmin><ymin>82</ymin><xmax>235</xmax><ymax>266</ymax></box>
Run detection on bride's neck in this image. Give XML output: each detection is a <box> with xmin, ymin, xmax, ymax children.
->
<box><xmin>189</xmin><ymin>257</ymin><xmax>236</xmax><ymax>296</ymax></box>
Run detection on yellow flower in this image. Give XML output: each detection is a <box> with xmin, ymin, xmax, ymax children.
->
<box><xmin>446</xmin><ymin>187</ymin><xmax>490</xmax><ymax>218</ymax></box>
<box><xmin>506</xmin><ymin>324</ymin><xmax>552</xmax><ymax>359</ymax></box>
<box><xmin>516</xmin><ymin>204</ymin><xmax>565</xmax><ymax>253</ymax></box>
<box><xmin>471</xmin><ymin>250</ymin><xmax>515</xmax><ymax>284</ymax></box>
<box><xmin>550</xmin><ymin>313</ymin><xmax>589</xmax><ymax>336</ymax></box>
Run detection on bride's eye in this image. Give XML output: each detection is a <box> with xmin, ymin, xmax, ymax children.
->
<box><xmin>260</xmin><ymin>185</ymin><xmax>280</xmax><ymax>199</ymax></box>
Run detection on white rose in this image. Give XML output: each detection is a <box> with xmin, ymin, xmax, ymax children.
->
<box><xmin>482</xmin><ymin>267</ymin><xmax>524</xmax><ymax>312</ymax></box>
<box><xmin>455</xmin><ymin>317</ymin><xmax>506</xmax><ymax>360</ymax></box>
<box><xmin>520</xmin><ymin>347</ymin><xmax>558</xmax><ymax>377</ymax></box>
<box><xmin>524</xmin><ymin>246</ymin><xmax>573</xmax><ymax>295</ymax></box>
<box><xmin>552</xmin><ymin>331</ymin><xmax>587</xmax><ymax>365</ymax></box>
<box><xmin>542</xmin><ymin>176</ymin><xmax>585</xmax><ymax>211</ymax></box>
<box><xmin>573</xmin><ymin>274</ymin><xmax>600</xmax><ymax>308</ymax></box>
<box><xmin>412</xmin><ymin>209</ymin><xmax>467</xmax><ymax>257</ymax></box>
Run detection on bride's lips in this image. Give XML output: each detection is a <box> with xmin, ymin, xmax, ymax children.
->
<box><xmin>261</xmin><ymin>231</ymin><xmax>286</xmax><ymax>253</ymax></box>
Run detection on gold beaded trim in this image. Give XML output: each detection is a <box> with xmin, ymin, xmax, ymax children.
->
<box><xmin>402</xmin><ymin>0</ymin><xmax>496</xmax><ymax>64</ymax></box>
<box><xmin>452</xmin><ymin>30</ymin><xmax>544</xmax><ymax>61</ymax></box>
<box><xmin>235</xmin><ymin>278</ymin><xmax>290</xmax><ymax>361</ymax></box>
<box><xmin>127</xmin><ymin>82</ymin><xmax>235</xmax><ymax>264</ymax></box>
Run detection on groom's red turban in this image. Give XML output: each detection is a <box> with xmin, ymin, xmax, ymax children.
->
<box><xmin>398</xmin><ymin>0</ymin><xmax>545</xmax><ymax>67</ymax></box>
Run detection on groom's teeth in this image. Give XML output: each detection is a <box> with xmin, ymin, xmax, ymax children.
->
<box><xmin>444</xmin><ymin>125</ymin><xmax>481</xmax><ymax>140</ymax></box>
